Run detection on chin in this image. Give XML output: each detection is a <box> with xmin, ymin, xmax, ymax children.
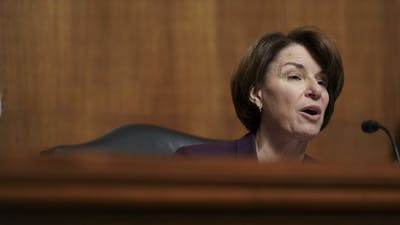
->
<box><xmin>293</xmin><ymin>126</ymin><xmax>321</xmax><ymax>140</ymax></box>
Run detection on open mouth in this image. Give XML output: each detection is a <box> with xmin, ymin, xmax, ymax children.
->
<box><xmin>300</xmin><ymin>106</ymin><xmax>321</xmax><ymax>116</ymax></box>
<box><xmin>302</xmin><ymin>109</ymin><xmax>318</xmax><ymax>115</ymax></box>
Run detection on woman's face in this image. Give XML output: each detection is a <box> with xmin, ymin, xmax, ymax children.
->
<box><xmin>251</xmin><ymin>44</ymin><xmax>329</xmax><ymax>139</ymax></box>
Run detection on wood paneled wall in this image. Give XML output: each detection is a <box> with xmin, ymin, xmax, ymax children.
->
<box><xmin>0</xmin><ymin>0</ymin><xmax>399</xmax><ymax>162</ymax></box>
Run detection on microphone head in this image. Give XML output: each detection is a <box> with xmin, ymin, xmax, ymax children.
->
<box><xmin>361</xmin><ymin>120</ymin><xmax>380</xmax><ymax>133</ymax></box>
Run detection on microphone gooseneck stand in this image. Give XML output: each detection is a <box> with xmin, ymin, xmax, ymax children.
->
<box><xmin>361</xmin><ymin>120</ymin><xmax>400</xmax><ymax>163</ymax></box>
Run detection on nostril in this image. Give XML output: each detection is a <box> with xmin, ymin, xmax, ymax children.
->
<box><xmin>306</xmin><ymin>89</ymin><xmax>321</xmax><ymax>99</ymax></box>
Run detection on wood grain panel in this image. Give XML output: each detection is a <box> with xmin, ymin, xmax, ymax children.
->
<box><xmin>0</xmin><ymin>0</ymin><xmax>399</xmax><ymax>162</ymax></box>
<box><xmin>1</xmin><ymin>155</ymin><xmax>400</xmax><ymax>224</ymax></box>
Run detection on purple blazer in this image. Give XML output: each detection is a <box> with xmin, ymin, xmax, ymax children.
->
<box><xmin>175</xmin><ymin>133</ymin><xmax>314</xmax><ymax>161</ymax></box>
<box><xmin>176</xmin><ymin>133</ymin><xmax>257</xmax><ymax>159</ymax></box>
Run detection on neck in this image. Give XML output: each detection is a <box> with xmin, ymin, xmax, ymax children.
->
<box><xmin>254</xmin><ymin>124</ymin><xmax>308</xmax><ymax>162</ymax></box>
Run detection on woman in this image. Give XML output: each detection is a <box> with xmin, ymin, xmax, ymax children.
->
<box><xmin>176</xmin><ymin>26</ymin><xmax>344</xmax><ymax>162</ymax></box>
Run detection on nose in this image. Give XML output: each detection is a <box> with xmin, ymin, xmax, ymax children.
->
<box><xmin>305</xmin><ymin>80</ymin><xmax>322</xmax><ymax>100</ymax></box>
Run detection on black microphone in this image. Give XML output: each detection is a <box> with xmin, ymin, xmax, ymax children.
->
<box><xmin>361</xmin><ymin>120</ymin><xmax>400</xmax><ymax>162</ymax></box>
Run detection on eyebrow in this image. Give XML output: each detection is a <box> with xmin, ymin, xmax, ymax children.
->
<box><xmin>281</xmin><ymin>62</ymin><xmax>305</xmax><ymax>70</ymax></box>
<box><xmin>281</xmin><ymin>62</ymin><xmax>326</xmax><ymax>77</ymax></box>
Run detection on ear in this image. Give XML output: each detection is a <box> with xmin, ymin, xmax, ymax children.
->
<box><xmin>249</xmin><ymin>86</ymin><xmax>263</xmax><ymax>109</ymax></box>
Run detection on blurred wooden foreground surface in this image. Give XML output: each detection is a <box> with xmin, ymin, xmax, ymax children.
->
<box><xmin>0</xmin><ymin>153</ymin><xmax>400</xmax><ymax>225</ymax></box>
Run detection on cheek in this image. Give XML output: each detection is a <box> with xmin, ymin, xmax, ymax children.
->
<box><xmin>263</xmin><ymin>87</ymin><xmax>295</xmax><ymax>109</ymax></box>
<box><xmin>322</xmin><ymin>91</ymin><xmax>330</xmax><ymax>110</ymax></box>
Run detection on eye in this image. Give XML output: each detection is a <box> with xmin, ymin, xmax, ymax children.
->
<box><xmin>287</xmin><ymin>74</ymin><xmax>302</xmax><ymax>81</ymax></box>
<box><xmin>318</xmin><ymin>81</ymin><xmax>327</xmax><ymax>88</ymax></box>
<box><xmin>317</xmin><ymin>78</ymin><xmax>329</xmax><ymax>88</ymax></box>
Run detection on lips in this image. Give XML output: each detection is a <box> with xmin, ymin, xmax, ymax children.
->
<box><xmin>299</xmin><ymin>105</ymin><xmax>322</xmax><ymax>121</ymax></box>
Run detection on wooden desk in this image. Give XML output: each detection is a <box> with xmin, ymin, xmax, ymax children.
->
<box><xmin>1</xmin><ymin>154</ymin><xmax>400</xmax><ymax>225</ymax></box>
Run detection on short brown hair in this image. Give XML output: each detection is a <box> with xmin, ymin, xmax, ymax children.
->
<box><xmin>231</xmin><ymin>26</ymin><xmax>344</xmax><ymax>133</ymax></box>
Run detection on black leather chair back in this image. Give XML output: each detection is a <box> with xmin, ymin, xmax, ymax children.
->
<box><xmin>41</xmin><ymin>124</ymin><xmax>217</xmax><ymax>156</ymax></box>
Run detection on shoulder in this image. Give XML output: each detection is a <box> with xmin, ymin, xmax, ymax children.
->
<box><xmin>304</xmin><ymin>154</ymin><xmax>317</xmax><ymax>162</ymax></box>
<box><xmin>175</xmin><ymin>140</ymin><xmax>236</xmax><ymax>155</ymax></box>
<box><xmin>175</xmin><ymin>133</ymin><xmax>256</xmax><ymax>158</ymax></box>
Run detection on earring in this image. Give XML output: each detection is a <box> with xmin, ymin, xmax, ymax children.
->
<box><xmin>258</xmin><ymin>105</ymin><xmax>263</xmax><ymax>113</ymax></box>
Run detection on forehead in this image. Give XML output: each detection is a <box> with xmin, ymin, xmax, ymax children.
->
<box><xmin>272</xmin><ymin>43</ymin><xmax>321</xmax><ymax>71</ymax></box>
